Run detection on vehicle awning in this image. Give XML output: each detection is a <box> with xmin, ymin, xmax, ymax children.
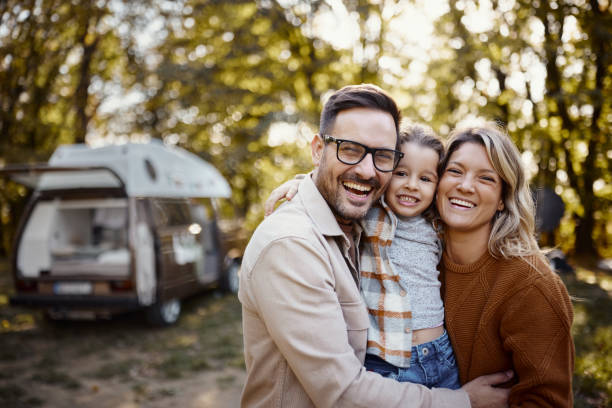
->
<box><xmin>0</xmin><ymin>165</ymin><xmax>126</xmax><ymax>191</ymax></box>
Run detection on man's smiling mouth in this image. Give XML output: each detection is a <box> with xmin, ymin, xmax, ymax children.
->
<box><xmin>343</xmin><ymin>181</ymin><xmax>373</xmax><ymax>196</ymax></box>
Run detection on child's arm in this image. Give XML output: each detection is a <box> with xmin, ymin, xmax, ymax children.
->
<box><xmin>264</xmin><ymin>174</ymin><xmax>305</xmax><ymax>216</ymax></box>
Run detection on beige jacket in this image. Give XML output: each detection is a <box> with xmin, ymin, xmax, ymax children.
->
<box><xmin>238</xmin><ymin>176</ymin><xmax>470</xmax><ymax>408</ymax></box>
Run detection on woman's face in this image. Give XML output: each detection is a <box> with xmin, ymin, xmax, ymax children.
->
<box><xmin>436</xmin><ymin>142</ymin><xmax>504</xmax><ymax>237</ymax></box>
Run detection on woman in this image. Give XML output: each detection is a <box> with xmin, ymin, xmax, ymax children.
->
<box><xmin>436</xmin><ymin>123</ymin><xmax>574</xmax><ymax>407</ymax></box>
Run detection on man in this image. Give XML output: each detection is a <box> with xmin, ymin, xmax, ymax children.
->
<box><xmin>238</xmin><ymin>84</ymin><xmax>511</xmax><ymax>407</ymax></box>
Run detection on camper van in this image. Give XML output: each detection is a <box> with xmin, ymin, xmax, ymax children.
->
<box><xmin>1</xmin><ymin>141</ymin><xmax>240</xmax><ymax>325</ymax></box>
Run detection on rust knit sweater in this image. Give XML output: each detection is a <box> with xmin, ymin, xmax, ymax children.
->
<box><xmin>441</xmin><ymin>251</ymin><xmax>574</xmax><ymax>407</ymax></box>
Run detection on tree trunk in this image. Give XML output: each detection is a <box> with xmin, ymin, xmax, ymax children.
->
<box><xmin>574</xmin><ymin>207</ymin><xmax>597</xmax><ymax>256</ymax></box>
<box><xmin>74</xmin><ymin>9</ymin><xmax>100</xmax><ymax>144</ymax></box>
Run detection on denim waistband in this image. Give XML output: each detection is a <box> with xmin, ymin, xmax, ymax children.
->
<box><xmin>410</xmin><ymin>330</ymin><xmax>451</xmax><ymax>362</ymax></box>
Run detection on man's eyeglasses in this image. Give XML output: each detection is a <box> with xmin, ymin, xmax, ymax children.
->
<box><xmin>323</xmin><ymin>135</ymin><xmax>404</xmax><ymax>172</ymax></box>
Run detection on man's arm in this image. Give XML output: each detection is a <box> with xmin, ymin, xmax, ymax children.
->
<box><xmin>249</xmin><ymin>237</ymin><xmax>471</xmax><ymax>408</ymax></box>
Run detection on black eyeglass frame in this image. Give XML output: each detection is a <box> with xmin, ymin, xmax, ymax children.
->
<box><xmin>323</xmin><ymin>135</ymin><xmax>404</xmax><ymax>172</ymax></box>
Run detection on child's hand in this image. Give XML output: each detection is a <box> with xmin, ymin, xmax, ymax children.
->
<box><xmin>264</xmin><ymin>175</ymin><xmax>304</xmax><ymax>216</ymax></box>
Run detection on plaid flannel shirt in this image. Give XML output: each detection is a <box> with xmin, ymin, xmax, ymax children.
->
<box><xmin>359</xmin><ymin>200</ymin><xmax>414</xmax><ymax>368</ymax></box>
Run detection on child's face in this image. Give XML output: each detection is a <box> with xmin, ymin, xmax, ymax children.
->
<box><xmin>385</xmin><ymin>142</ymin><xmax>439</xmax><ymax>218</ymax></box>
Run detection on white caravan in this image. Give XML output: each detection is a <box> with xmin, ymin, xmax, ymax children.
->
<box><xmin>1</xmin><ymin>141</ymin><xmax>240</xmax><ymax>325</ymax></box>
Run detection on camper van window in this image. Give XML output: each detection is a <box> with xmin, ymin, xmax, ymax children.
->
<box><xmin>192</xmin><ymin>198</ymin><xmax>216</xmax><ymax>220</ymax></box>
<box><xmin>152</xmin><ymin>200</ymin><xmax>191</xmax><ymax>227</ymax></box>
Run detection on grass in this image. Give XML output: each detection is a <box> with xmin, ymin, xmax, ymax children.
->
<box><xmin>0</xmin><ymin>384</ymin><xmax>25</xmax><ymax>402</ymax></box>
<box><xmin>35</xmin><ymin>355</ymin><xmax>59</xmax><ymax>369</ymax></box>
<box><xmin>216</xmin><ymin>374</ymin><xmax>236</xmax><ymax>390</ymax></box>
<box><xmin>155</xmin><ymin>350</ymin><xmax>211</xmax><ymax>379</ymax></box>
<box><xmin>0</xmin><ymin>384</ymin><xmax>42</xmax><ymax>408</ymax></box>
<box><xmin>566</xmin><ymin>266</ymin><xmax>612</xmax><ymax>407</ymax></box>
<box><xmin>30</xmin><ymin>371</ymin><xmax>81</xmax><ymax>389</ymax></box>
<box><xmin>0</xmin><ymin>254</ymin><xmax>245</xmax><ymax>405</ymax></box>
<box><xmin>89</xmin><ymin>358</ymin><xmax>140</xmax><ymax>380</ymax></box>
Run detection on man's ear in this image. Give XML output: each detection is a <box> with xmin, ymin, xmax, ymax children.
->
<box><xmin>311</xmin><ymin>134</ymin><xmax>324</xmax><ymax>166</ymax></box>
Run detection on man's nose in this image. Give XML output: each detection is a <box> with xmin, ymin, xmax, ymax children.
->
<box><xmin>354</xmin><ymin>152</ymin><xmax>377</xmax><ymax>179</ymax></box>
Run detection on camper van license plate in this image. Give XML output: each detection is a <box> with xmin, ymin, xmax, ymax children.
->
<box><xmin>54</xmin><ymin>282</ymin><xmax>92</xmax><ymax>295</ymax></box>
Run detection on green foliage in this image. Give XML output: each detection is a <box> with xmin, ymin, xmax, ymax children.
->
<box><xmin>0</xmin><ymin>0</ymin><xmax>147</xmax><ymax>152</ymax></box>
<box><xmin>425</xmin><ymin>0</ymin><xmax>611</xmax><ymax>256</ymax></box>
<box><xmin>568</xmin><ymin>268</ymin><xmax>612</xmax><ymax>406</ymax></box>
<box><xmin>574</xmin><ymin>326</ymin><xmax>612</xmax><ymax>405</ymax></box>
<box><xmin>0</xmin><ymin>0</ymin><xmax>152</xmax><ymax>255</ymax></box>
<box><xmin>0</xmin><ymin>0</ymin><xmax>609</xmax><ymax>255</ymax></box>
<box><xmin>134</xmin><ymin>0</ymin><xmax>355</xmax><ymax>223</ymax></box>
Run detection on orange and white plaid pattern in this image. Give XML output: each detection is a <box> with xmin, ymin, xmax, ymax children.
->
<box><xmin>359</xmin><ymin>202</ymin><xmax>414</xmax><ymax>368</ymax></box>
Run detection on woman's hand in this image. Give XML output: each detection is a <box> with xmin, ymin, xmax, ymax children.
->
<box><xmin>264</xmin><ymin>175</ymin><xmax>304</xmax><ymax>216</ymax></box>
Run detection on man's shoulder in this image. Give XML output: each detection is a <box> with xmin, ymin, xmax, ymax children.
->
<box><xmin>240</xmin><ymin>198</ymin><xmax>340</xmax><ymax>299</ymax></box>
<box><xmin>244</xmin><ymin>199</ymin><xmax>326</xmax><ymax>259</ymax></box>
<box><xmin>257</xmin><ymin>200</ymin><xmax>318</xmax><ymax>239</ymax></box>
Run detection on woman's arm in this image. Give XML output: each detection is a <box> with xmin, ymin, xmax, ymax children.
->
<box><xmin>501</xmin><ymin>270</ymin><xmax>574</xmax><ymax>407</ymax></box>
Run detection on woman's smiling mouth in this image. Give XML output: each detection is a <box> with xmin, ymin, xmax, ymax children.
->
<box><xmin>449</xmin><ymin>198</ymin><xmax>476</xmax><ymax>209</ymax></box>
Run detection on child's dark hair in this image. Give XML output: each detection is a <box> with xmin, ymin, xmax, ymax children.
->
<box><xmin>398</xmin><ymin>123</ymin><xmax>445</xmax><ymax>222</ymax></box>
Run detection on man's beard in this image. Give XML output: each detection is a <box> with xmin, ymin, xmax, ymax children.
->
<box><xmin>314</xmin><ymin>159</ymin><xmax>381</xmax><ymax>222</ymax></box>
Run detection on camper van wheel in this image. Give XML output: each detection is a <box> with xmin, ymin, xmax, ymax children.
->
<box><xmin>223</xmin><ymin>260</ymin><xmax>240</xmax><ymax>294</ymax></box>
<box><xmin>146</xmin><ymin>298</ymin><xmax>181</xmax><ymax>326</ymax></box>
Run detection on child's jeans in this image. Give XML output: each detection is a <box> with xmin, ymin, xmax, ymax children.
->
<box><xmin>364</xmin><ymin>330</ymin><xmax>461</xmax><ymax>389</ymax></box>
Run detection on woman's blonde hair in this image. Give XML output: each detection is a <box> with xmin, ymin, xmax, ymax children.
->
<box><xmin>440</xmin><ymin>122</ymin><xmax>541</xmax><ymax>259</ymax></box>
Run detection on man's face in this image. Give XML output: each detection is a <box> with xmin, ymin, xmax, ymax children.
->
<box><xmin>311</xmin><ymin>107</ymin><xmax>397</xmax><ymax>222</ymax></box>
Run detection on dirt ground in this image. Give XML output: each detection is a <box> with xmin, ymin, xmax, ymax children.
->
<box><xmin>0</xmin><ymin>266</ymin><xmax>246</xmax><ymax>408</ymax></box>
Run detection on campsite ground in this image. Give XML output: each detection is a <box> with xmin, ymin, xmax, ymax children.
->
<box><xmin>0</xmin><ymin>261</ymin><xmax>245</xmax><ymax>408</ymax></box>
<box><xmin>0</xmin><ymin>259</ymin><xmax>610</xmax><ymax>407</ymax></box>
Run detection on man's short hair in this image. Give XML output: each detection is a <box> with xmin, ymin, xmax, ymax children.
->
<box><xmin>319</xmin><ymin>84</ymin><xmax>401</xmax><ymax>148</ymax></box>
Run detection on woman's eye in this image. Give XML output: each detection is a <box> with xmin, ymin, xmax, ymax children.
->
<box><xmin>481</xmin><ymin>176</ymin><xmax>496</xmax><ymax>182</ymax></box>
<box><xmin>447</xmin><ymin>168</ymin><xmax>461</xmax><ymax>174</ymax></box>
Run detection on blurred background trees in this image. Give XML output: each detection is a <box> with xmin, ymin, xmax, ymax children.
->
<box><xmin>427</xmin><ymin>0</ymin><xmax>611</xmax><ymax>258</ymax></box>
<box><xmin>0</xmin><ymin>0</ymin><xmax>610</xmax><ymax>257</ymax></box>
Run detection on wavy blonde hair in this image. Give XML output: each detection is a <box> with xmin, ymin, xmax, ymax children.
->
<box><xmin>440</xmin><ymin>122</ymin><xmax>542</xmax><ymax>259</ymax></box>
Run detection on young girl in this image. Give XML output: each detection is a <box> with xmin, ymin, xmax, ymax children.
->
<box><xmin>265</xmin><ymin>123</ymin><xmax>461</xmax><ymax>389</ymax></box>
<box><xmin>359</xmin><ymin>123</ymin><xmax>460</xmax><ymax>389</ymax></box>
